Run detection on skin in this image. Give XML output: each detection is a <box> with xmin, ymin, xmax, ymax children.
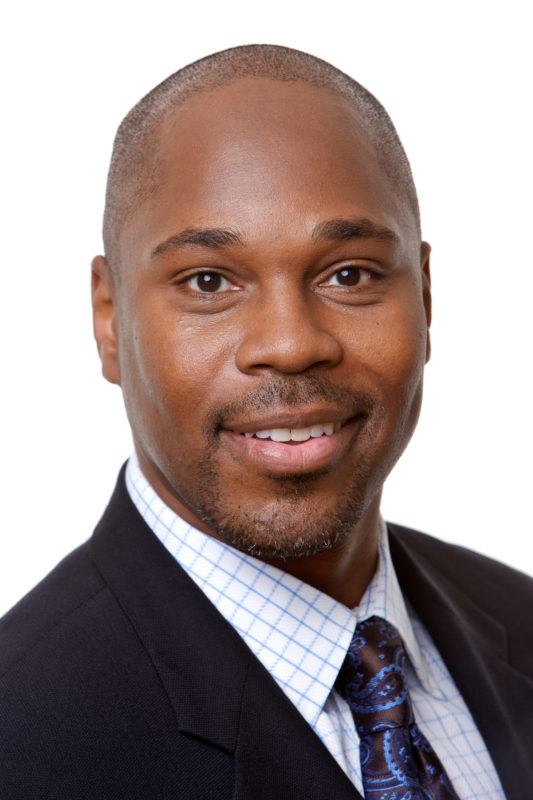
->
<box><xmin>92</xmin><ymin>77</ymin><xmax>431</xmax><ymax>608</ymax></box>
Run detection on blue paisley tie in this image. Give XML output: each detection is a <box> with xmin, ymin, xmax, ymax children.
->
<box><xmin>336</xmin><ymin>616</ymin><xmax>460</xmax><ymax>800</ymax></box>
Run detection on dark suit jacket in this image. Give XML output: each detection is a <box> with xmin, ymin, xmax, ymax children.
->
<box><xmin>1</xmin><ymin>467</ymin><xmax>532</xmax><ymax>799</ymax></box>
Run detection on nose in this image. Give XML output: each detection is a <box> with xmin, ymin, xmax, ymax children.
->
<box><xmin>235</xmin><ymin>289</ymin><xmax>343</xmax><ymax>375</ymax></box>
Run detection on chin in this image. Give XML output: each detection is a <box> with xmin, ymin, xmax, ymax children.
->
<box><xmin>195</xmin><ymin>476</ymin><xmax>370</xmax><ymax>560</ymax></box>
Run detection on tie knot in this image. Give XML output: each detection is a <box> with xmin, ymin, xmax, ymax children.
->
<box><xmin>336</xmin><ymin>616</ymin><xmax>413</xmax><ymax>734</ymax></box>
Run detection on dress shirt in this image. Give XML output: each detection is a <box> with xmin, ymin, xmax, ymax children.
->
<box><xmin>126</xmin><ymin>453</ymin><xmax>504</xmax><ymax>799</ymax></box>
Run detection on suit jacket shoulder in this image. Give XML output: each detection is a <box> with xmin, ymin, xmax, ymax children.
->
<box><xmin>388</xmin><ymin>521</ymin><xmax>533</xmax><ymax>674</ymax></box>
<box><xmin>0</xmin><ymin>535</ymin><xmax>231</xmax><ymax>799</ymax></box>
<box><xmin>0</xmin><ymin>469</ymin><xmax>359</xmax><ymax>800</ymax></box>
<box><xmin>389</xmin><ymin>519</ymin><xmax>533</xmax><ymax>602</ymax></box>
<box><xmin>0</xmin><ymin>542</ymin><xmax>104</xmax><ymax>677</ymax></box>
<box><xmin>388</xmin><ymin>521</ymin><xmax>533</xmax><ymax>799</ymax></box>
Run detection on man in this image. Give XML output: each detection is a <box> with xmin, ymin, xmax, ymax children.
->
<box><xmin>0</xmin><ymin>44</ymin><xmax>531</xmax><ymax>799</ymax></box>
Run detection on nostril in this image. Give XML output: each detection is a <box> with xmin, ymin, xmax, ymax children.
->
<box><xmin>235</xmin><ymin>317</ymin><xmax>343</xmax><ymax>376</ymax></box>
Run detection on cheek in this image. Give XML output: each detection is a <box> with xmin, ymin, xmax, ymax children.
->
<box><xmin>343</xmin><ymin>301</ymin><xmax>427</xmax><ymax>473</ymax></box>
<box><xmin>119</xmin><ymin>303</ymin><xmax>236</xmax><ymax>434</ymax></box>
<box><xmin>349</xmin><ymin>305</ymin><xmax>426</xmax><ymax>385</ymax></box>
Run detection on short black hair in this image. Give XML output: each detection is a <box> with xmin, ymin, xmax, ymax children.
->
<box><xmin>103</xmin><ymin>44</ymin><xmax>420</xmax><ymax>271</ymax></box>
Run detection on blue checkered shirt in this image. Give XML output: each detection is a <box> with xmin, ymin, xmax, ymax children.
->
<box><xmin>126</xmin><ymin>454</ymin><xmax>504</xmax><ymax>799</ymax></box>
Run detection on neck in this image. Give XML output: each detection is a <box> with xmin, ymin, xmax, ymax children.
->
<box><xmin>134</xmin><ymin>448</ymin><xmax>382</xmax><ymax>609</ymax></box>
<box><xmin>265</xmin><ymin>496</ymin><xmax>382</xmax><ymax>608</ymax></box>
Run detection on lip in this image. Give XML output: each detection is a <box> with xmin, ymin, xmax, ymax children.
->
<box><xmin>221</xmin><ymin>416</ymin><xmax>362</xmax><ymax>473</ymax></box>
<box><xmin>222</xmin><ymin>408</ymin><xmax>352</xmax><ymax>434</ymax></box>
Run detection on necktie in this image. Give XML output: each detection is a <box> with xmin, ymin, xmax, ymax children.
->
<box><xmin>336</xmin><ymin>616</ymin><xmax>460</xmax><ymax>800</ymax></box>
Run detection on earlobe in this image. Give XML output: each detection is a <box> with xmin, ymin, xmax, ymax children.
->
<box><xmin>91</xmin><ymin>255</ymin><xmax>121</xmax><ymax>385</ymax></box>
<box><xmin>420</xmin><ymin>241</ymin><xmax>432</xmax><ymax>363</ymax></box>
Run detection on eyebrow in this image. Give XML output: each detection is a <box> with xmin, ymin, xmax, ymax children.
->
<box><xmin>151</xmin><ymin>216</ymin><xmax>400</xmax><ymax>258</ymax></box>
<box><xmin>152</xmin><ymin>227</ymin><xmax>244</xmax><ymax>257</ymax></box>
<box><xmin>312</xmin><ymin>218</ymin><xmax>400</xmax><ymax>244</ymax></box>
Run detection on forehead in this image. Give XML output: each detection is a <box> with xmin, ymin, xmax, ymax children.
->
<box><xmin>121</xmin><ymin>78</ymin><xmax>415</xmax><ymax>263</ymax></box>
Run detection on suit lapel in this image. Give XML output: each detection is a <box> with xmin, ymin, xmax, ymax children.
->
<box><xmin>90</xmin><ymin>470</ymin><xmax>361</xmax><ymax>799</ymax></box>
<box><xmin>389</xmin><ymin>524</ymin><xmax>533</xmax><ymax>800</ymax></box>
<box><xmin>90</xmin><ymin>469</ymin><xmax>249</xmax><ymax>754</ymax></box>
<box><xmin>233</xmin><ymin>654</ymin><xmax>361</xmax><ymax>800</ymax></box>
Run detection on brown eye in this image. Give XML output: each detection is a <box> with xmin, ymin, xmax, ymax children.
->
<box><xmin>187</xmin><ymin>272</ymin><xmax>231</xmax><ymax>293</ymax></box>
<box><xmin>325</xmin><ymin>267</ymin><xmax>372</xmax><ymax>287</ymax></box>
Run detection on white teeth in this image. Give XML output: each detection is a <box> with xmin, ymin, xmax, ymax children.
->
<box><xmin>237</xmin><ymin>421</ymin><xmax>344</xmax><ymax>441</ymax></box>
<box><xmin>270</xmin><ymin>428</ymin><xmax>292</xmax><ymax>442</ymax></box>
<box><xmin>290</xmin><ymin>428</ymin><xmax>311</xmax><ymax>442</ymax></box>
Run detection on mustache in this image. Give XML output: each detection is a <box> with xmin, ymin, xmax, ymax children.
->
<box><xmin>204</xmin><ymin>375</ymin><xmax>376</xmax><ymax>433</ymax></box>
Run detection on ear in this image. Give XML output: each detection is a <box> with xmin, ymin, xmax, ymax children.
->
<box><xmin>91</xmin><ymin>255</ymin><xmax>121</xmax><ymax>385</ymax></box>
<box><xmin>420</xmin><ymin>241</ymin><xmax>432</xmax><ymax>363</ymax></box>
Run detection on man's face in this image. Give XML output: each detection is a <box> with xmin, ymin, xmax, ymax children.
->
<box><xmin>94</xmin><ymin>78</ymin><xmax>430</xmax><ymax>559</ymax></box>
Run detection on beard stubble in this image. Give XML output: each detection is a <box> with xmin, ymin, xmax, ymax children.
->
<box><xmin>188</xmin><ymin>375</ymin><xmax>388</xmax><ymax>559</ymax></box>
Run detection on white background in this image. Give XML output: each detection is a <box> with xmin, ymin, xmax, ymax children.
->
<box><xmin>1</xmin><ymin>0</ymin><xmax>531</xmax><ymax>616</ymax></box>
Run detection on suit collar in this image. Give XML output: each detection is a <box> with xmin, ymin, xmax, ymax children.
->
<box><xmin>233</xmin><ymin>654</ymin><xmax>361</xmax><ymax>800</ymax></box>
<box><xmin>90</xmin><ymin>466</ymin><xmax>250</xmax><ymax>754</ymax></box>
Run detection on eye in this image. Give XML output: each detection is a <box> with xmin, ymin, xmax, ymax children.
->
<box><xmin>322</xmin><ymin>266</ymin><xmax>372</xmax><ymax>287</ymax></box>
<box><xmin>185</xmin><ymin>271</ymin><xmax>233</xmax><ymax>293</ymax></box>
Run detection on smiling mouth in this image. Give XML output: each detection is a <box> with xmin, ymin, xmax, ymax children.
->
<box><xmin>223</xmin><ymin>414</ymin><xmax>362</xmax><ymax>473</ymax></box>
<box><xmin>231</xmin><ymin>420</ymin><xmax>345</xmax><ymax>443</ymax></box>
